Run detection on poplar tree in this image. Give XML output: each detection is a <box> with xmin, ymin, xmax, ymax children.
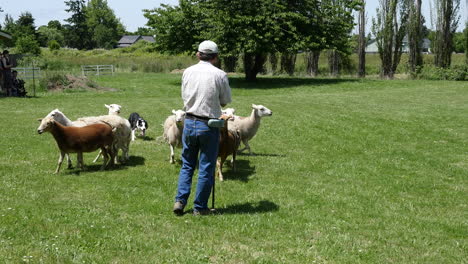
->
<box><xmin>433</xmin><ymin>0</ymin><xmax>460</xmax><ymax>68</ymax></box>
<box><xmin>357</xmin><ymin>1</ymin><xmax>366</xmax><ymax>78</ymax></box>
<box><xmin>372</xmin><ymin>0</ymin><xmax>410</xmax><ymax>79</ymax></box>
<box><xmin>408</xmin><ymin>0</ymin><xmax>423</xmax><ymax>75</ymax></box>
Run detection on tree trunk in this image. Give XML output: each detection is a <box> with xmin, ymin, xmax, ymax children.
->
<box><xmin>223</xmin><ymin>56</ymin><xmax>238</xmax><ymax>73</ymax></box>
<box><xmin>434</xmin><ymin>0</ymin><xmax>457</xmax><ymax>68</ymax></box>
<box><xmin>280</xmin><ymin>53</ymin><xmax>297</xmax><ymax>76</ymax></box>
<box><xmin>269</xmin><ymin>53</ymin><xmax>279</xmax><ymax>75</ymax></box>
<box><xmin>408</xmin><ymin>0</ymin><xmax>423</xmax><ymax>75</ymax></box>
<box><xmin>357</xmin><ymin>1</ymin><xmax>366</xmax><ymax>78</ymax></box>
<box><xmin>306</xmin><ymin>50</ymin><xmax>320</xmax><ymax>77</ymax></box>
<box><xmin>243</xmin><ymin>53</ymin><xmax>267</xmax><ymax>82</ymax></box>
<box><xmin>328</xmin><ymin>50</ymin><xmax>341</xmax><ymax>77</ymax></box>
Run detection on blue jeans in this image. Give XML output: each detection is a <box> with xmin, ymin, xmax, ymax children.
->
<box><xmin>175</xmin><ymin>118</ymin><xmax>220</xmax><ymax>211</ymax></box>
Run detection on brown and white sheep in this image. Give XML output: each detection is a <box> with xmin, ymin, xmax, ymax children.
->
<box><xmin>37</xmin><ymin>116</ymin><xmax>115</xmax><ymax>173</ymax></box>
<box><xmin>217</xmin><ymin>114</ymin><xmax>240</xmax><ymax>181</ymax></box>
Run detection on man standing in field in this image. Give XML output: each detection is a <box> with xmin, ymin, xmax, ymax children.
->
<box><xmin>1</xmin><ymin>50</ymin><xmax>13</xmax><ymax>96</ymax></box>
<box><xmin>173</xmin><ymin>40</ymin><xmax>232</xmax><ymax>216</ymax></box>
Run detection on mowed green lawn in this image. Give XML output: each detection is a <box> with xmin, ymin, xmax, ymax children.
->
<box><xmin>0</xmin><ymin>73</ymin><xmax>466</xmax><ymax>263</ymax></box>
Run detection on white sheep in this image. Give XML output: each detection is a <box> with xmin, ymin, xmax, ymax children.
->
<box><xmin>163</xmin><ymin>109</ymin><xmax>186</xmax><ymax>164</ymax></box>
<box><xmin>228</xmin><ymin>104</ymin><xmax>272</xmax><ymax>154</ymax></box>
<box><xmin>92</xmin><ymin>103</ymin><xmax>127</xmax><ymax>162</ymax></box>
<box><xmin>43</xmin><ymin>109</ymin><xmax>131</xmax><ymax>165</ymax></box>
<box><xmin>105</xmin><ymin>104</ymin><xmax>122</xmax><ymax>115</ymax></box>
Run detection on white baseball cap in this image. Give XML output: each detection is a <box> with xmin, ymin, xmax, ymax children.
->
<box><xmin>198</xmin><ymin>40</ymin><xmax>218</xmax><ymax>54</ymax></box>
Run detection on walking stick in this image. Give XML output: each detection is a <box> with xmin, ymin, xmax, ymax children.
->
<box><xmin>211</xmin><ymin>169</ymin><xmax>215</xmax><ymax>209</ymax></box>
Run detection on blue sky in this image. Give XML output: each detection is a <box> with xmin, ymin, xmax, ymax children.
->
<box><xmin>0</xmin><ymin>0</ymin><xmax>466</xmax><ymax>33</ymax></box>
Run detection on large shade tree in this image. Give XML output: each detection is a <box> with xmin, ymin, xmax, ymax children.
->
<box><xmin>86</xmin><ymin>0</ymin><xmax>125</xmax><ymax>49</ymax></box>
<box><xmin>64</xmin><ymin>0</ymin><xmax>92</xmax><ymax>49</ymax></box>
<box><xmin>145</xmin><ymin>0</ymin><xmax>359</xmax><ymax>81</ymax></box>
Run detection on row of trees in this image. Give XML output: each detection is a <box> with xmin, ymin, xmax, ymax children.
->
<box><xmin>0</xmin><ymin>0</ymin><xmax>126</xmax><ymax>54</ymax></box>
<box><xmin>145</xmin><ymin>0</ymin><xmax>466</xmax><ymax>80</ymax></box>
<box><xmin>368</xmin><ymin>0</ymin><xmax>465</xmax><ymax>79</ymax></box>
<box><xmin>144</xmin><ymin>0</ymin><xmax>362</xmax><ymax>81</ymax></box>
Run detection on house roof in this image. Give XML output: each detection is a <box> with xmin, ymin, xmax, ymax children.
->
<box><xmin>141</xmin><ymin>36</ymin><xmax>155</xmax><ymax>43</ymax></box>
<box><xmin>118</xmin><ymin>35</ymin><xmax>155</xmax><ymax>45</ymax></box>
<box><xmin>0</xmin><ymin>30</ymin><xmax>12</xmax><ymax>40</ymax></box>
<box><xmin>118</xmin><ymin>35</ymin><xmax>141</xmax><ymax>44</ymax></box>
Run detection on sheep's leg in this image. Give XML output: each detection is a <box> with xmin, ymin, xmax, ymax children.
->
<box><xmin>170</xmin><ymin>144</ymin><xmax>175</xmax><ymax>164</ymax></box>
<box><xmin>232</xmin><ymin>151</ymin><xmax>237</xmax><ymax>172</ymax></box>
<box><xmin>100</xmin><ymin>147</ymin><xmax>108</xmax><ymax>170</ymax></box>
<box><xmin>55</xmin><ymin>151</ymin><xmax>65</xmax><ymax>174</ymax></box>
<box><xmin>239</xmin><ymin>140</ymin><xmax>251</xmax><ymax>154</ymax></box>
<box><xmin>108</xmin><ymin>145</ymin><xmax>115</xmax><ymax>167</ymax></box>
<box><xmin>66</xmin><ymin>153</ymin><xmax>73</xmax><ymax>169</ymax></box>
<box><xmin>218</xmin><ymin>157</ymin><xmax>225</xmax><ymax>181</ymax></box>
<box><xmin>77</xmin><ymin>152</ymin><xmax>85</xmax><ymax>171</ymax></box>
<box><xmin>92</xmin><ymin>150</ymin><xmax>102</xmax><ymax>163</ymax></box>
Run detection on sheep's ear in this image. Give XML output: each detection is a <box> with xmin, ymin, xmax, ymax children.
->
<box><xmin>37</xmin><ymin>118</ymin><xmax>42</xmax><ymax>122</ymax></box>
<box><xmin>252</xmin><ymin>104</ymin><xmax>258</xmax><ymax>109</ymax></box>
<box><xmin>172</xmin><ymin>109</ymin><xmax>176</xmax><ymax>114</ymax></box>
<box><xmin>105</xmin><ymin>104</ymin><xmax>110</xmax><ymax>109</ymax></box>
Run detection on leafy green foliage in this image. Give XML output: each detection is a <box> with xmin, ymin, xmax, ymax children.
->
<box><xmin>37</xmin><ymin>26</ymin><xmax>64</xmax><ymax>47</ymax></box>
<box><xmin>144</xmin><ymin>0</ymin><xmax>359</xmax><ymax>81</ymax></box>
<box><xmin>15</xmin><ymin>35</ymin><xmax>41</xmax><ymax>55</ymax></box>
<box><xmin>48</xmin><ymin>39</ymin><xmax>61</xmax><ymax>52</ymax></box>
<box><xmin>144</xmin><ymin>1</ymin><xmax>202</xmax><ymax>54</ymax></box>
<box><xmin>86</xmin><ymin>0</ymin><xmax>125</xmax><ymax>49</ymax></box>
<box><xmin>64</xmin><ymin>0</ymin><xmax>92</xmax><ymax>49</ymax></box>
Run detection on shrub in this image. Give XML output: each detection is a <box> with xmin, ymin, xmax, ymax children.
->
<box><xmin>48</xmin><ymin>40</ymin><xmax>61</xmax><ymax>52</ymax></box>
<box><xmin>15</xmin><ymin>35</ymin><xmax>41</xmax><ymax>56</ymax></box>
<box><xmin>417</xmin><ymin>65</ymin><xmax>467</xmax><ymax>81</ymax></box>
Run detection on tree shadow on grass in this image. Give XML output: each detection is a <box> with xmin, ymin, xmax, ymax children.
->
<box><xmin>229</xmin><ymin>76</ymin><xmax>361</xmax><ymax>90</ymax></box>
<box><xmin>217</xmin><ymin>200</ymin><xmax>279</xmax><ymax>215</ymax></box>
<box><xmin>221</xmin><ymin>159</ymin><xmax>255</xmax><ymax>182</ymax></box>
<box><xmin>124</xmin><ymin>155</ymin><xmax>146</xmax><ymax>167</ymax></box>
<box><xmin>64</xmin><ymin>155</ymin><xmax>145</xmax><ymax>175</ymax></box>
<box><xmin>169</xmin><ymin>76</ymin><xmax>362</xmax><ymax>90</ymax></box>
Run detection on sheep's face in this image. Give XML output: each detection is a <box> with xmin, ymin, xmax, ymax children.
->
<box><xmin>44</xmin><ymin>109</ymin><xmax>68</xmax><ymax>125</ymax></box>
<box><xmin>172</xmin><ymin>109</ymin><xmax>186</xmax><ymax>123</ymax></box>
<box><xmin>222</xmin><ymin>108</ymin><xmax>236</xmax><ymax>120</ymax></box>
<box><xmin>252</xmin><ymin>104</ymin><xmax>273</xmax><ymax>117</ymax></box>
<box><xmin>37</xmin><ymin>116</ymin><xmax>55</xmax><ymax>134</ymax></box>
<box><xmin>222</xmin><ymin>108</ymin><xmax>235</xmax><ymax>116</ymax></box>
<box><xmin>106</xmin><ymin>104</ymin><xmax>122</xmax><ymax>115</ymax></box>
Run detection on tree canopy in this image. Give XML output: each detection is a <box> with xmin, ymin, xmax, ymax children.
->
<box><xmin>145</xmin><ymin>0</ymin><xmax>360</xmax><ymax>80</ymax></box>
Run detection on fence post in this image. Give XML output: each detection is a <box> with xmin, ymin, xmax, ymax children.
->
<box><xmin>32</xmin><ymin>61</ymin><xmax>36</xmax><ymax>97</ymax></box>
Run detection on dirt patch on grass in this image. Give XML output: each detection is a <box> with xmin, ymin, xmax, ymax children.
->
<box><xmin>47</xmin><ymin>74</ymin><xmax>117</xmax><ymax>92</ymax></box>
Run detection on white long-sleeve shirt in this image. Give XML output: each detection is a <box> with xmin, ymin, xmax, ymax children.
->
<box><xmin>181</xmin><ymin>61</ymin><xmax>232</xmax><ymax>119</ymax></box>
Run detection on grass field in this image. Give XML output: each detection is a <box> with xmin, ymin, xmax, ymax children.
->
<box><xmin>0</xmin><ymin>73</ymin><xmax>467</xmax><ymax>263</ymax></box>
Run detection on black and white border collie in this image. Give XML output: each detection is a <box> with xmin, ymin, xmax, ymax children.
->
<box><xmin>128</xmin><ymin>112</ymin><xmax>148</xmax><ymax>141</ymax></box>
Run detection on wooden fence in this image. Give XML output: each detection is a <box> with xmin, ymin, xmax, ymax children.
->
<box><xmin>81</xmin><ymin>65</ymin><xmax>114</xmax><ymax>76</ymax></box>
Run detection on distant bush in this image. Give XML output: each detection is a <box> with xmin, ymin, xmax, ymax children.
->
<box><xmin>16</xmin><ymin>35</ymin><xmax>41</xmax><ymax>56</ymax></box>
<box><xmin>417</xmin><ymin>65</ymin><xmax>467</xmax><ymax>81</ymax></box>
<box><xmin>39</xmin><ymin>71</ymin><xmax>69</xmax><ymax>91</ymax></box>
<box><xmin>48</xmin><ymin>40</ymin><xmax>60</xmax><ymax>52</ymax></box>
